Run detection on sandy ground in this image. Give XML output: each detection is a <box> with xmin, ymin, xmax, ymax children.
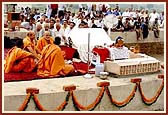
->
<box><xmin>149</xmin><ymin>54</ymin><xmax>165</xmax><ymax>65</ymax></box>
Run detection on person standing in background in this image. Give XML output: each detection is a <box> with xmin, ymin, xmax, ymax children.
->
<box><xmin>149</xmin><ymin>9</ymin><xmax>160</xmax><ymax>28</ymax></box>
<box><xmin>152</xmin><ymin>18</ymin><xmax>160</xmax><ymax>38</ymax></box>
<box><xmin>50</xmin><ymin>4</ymin><xmax>58</xmax><ymax>18</ymax></box>
<box><xmin>141</xmin><ymin>17</ymin><xmax>149</xmax><ymax>39</ymax></box>
<box><xmin>134</xmin><ymin>17</ymin><xmax>142</xmax><ymax>41</ymax></box>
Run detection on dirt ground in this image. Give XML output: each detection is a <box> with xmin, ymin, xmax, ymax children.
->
<box><xmin>149</xmin><ymin>54</ymin><xmax>165</xmax><ymax>65</ymax></box>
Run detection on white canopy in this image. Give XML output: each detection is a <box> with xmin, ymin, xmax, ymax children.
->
<box><xmin>69</xmin><ymin>28</ymin><xmax>114</xmax><ymax>46</ymax></box>
<box><xmin>69</xmin><ymin>28</ymin><xmax>114</xmax><ymax>63</ymax></box>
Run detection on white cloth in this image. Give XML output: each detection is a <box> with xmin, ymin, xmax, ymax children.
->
<box><xmin>20</xmin><ymin>22</ymin><xmax>36</xmax><ymax>31</ymax></box>
<box><xmin>34</xmin><ymin>29</ymin><xmax>43</xmax><ymax>40</ymax></box>
<box><xmin>46</xmin><ymin>4</ymin><xmax>52</xmax><ymax>18</ymax></box>
<box><xmin>122</xmin><ymin>11</ymin><xmax>130</xmax><ymax>17</ymax></box>
<box><xmin>53</xmin><ymin>28</ymin><xmax>66</xmax><ymax>45</ymax></box>
<box><xmin>149</xmin><ymin>12</ymin><xmax>160</xmax><ymax>22</ymax></box>
<box><xmin>69</xmin><ymin>28</ymin><xmax>114</xmax><ymax>63</ymax></box>
<box><xmin>109</xmin><ymin>46</ymin><xmax>129</xmax><ymax>60</ymax></box>
<box><xmin>95</xmin><ymin>19</ymin><xmax>104</xmax><ymax>28</ymax></box>
<box><xmin>122</xmin><ymin>11</ymin><xmax>130</xmax><ymax>21</ymax></box>
<box><xmin>65</xmin><ymin>27</ymin><xmax>72</xmax><ymax>38</ymax></box>
<box><xmin>77</xmin><ymin>44</ymin><xmax>94</xmax><ymax>63</ymax></box>
<box><xmin>88</xmin><ymin>20</ymin><xmax>94</xmax><ymax>28</ymax></box>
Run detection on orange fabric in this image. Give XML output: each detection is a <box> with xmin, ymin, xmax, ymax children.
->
<box><xmin>4</xmin><ymin>47</ymin><xmax>36</xmax><ymax>73</ymax></box>
<box><xmin>23</xmin><ymin>36</ymin><xmax>36</xmax><ymax>50</ymax></box>
<box><xmin>37</xmin><ymin>44</ymin><xmax>74</xmax><ymax>77</ymax></box>
<box><xmin>12</xmin><ymin>57</ymin><xmax>36</xmax><ymax>72</ymax></box>
<box><xmin>36</xmin><ymin>37</ymin><xmax>54</xmax><ymax>52</ymax></box>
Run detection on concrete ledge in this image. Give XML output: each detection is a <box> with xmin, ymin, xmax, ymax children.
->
<box><xmin>110</xmin><ymin>30</ymin><xmax>164</xmax><ymax>43</ymax></box>
<box><xmin>109</xmin><ymin>30</ymin><xmax>164</xmax><ymax>55</ymax></box>
<box><xmin>3</xmin><ymin>72</ymin><xmax>165</xmax><ymax>112</ymax></box>
<box><xmin>125</xmin><ymin>42</ymin><xmax>164</xmax><ymax>55</ymax></box>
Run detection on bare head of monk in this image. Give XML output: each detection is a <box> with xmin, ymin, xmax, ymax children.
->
<box><xmin>44</xmin><ymin>31</ymin><xmax>51</xmax><ymax>41</ymax></box>
<box><xmin>27</xmin><ymin>31</ymin><xmax>35</xmax><ymax>41</ymax></box>
<box><xmin>55</xmin><ymin>23</ymin><xmax>61</xmax><ymax>31</ymax></box>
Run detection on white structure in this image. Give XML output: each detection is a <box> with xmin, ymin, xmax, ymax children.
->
<box><xmin>104</xmin><ymin>53</ymin><xmax>160</xmax><ymax>75</ymax></box>
<box><xmin>69</xmin><ymin>28</ymin><xmax>114</xmax><ymax>63</ymax></box>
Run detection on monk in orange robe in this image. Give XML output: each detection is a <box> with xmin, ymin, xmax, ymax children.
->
<box><xmin>37</xmin><ymin>38</ymin><xmax>74</xmax><ymax>77</ymax></box>
<box><xmin>4</xmin><ymin>39</ymin><xmax>36</xmax><ymax>73</ymax></box>
<box><xmin>36</xmin><ymin>31</ymin><xmax>54</xmax><ymax>53</ymax></box>
<box><xmin>23</xmin><ymin>31</ymin><xmax>41</xmax><ymax>59</ymax></box>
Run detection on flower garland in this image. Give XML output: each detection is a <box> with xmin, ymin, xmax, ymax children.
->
<box><xmin>18</xmin><ymin>92</ymin><xmax>31</xmax><ymax>111</ymax></box>
<box><xmin>32</xmin><ymin>91</ymin><xmax>71</xmax><ymax>111</ymax></box>
<box><xmin>17</xmin><ymin>77</ymin><xmax>164</xmax><ymax>111</ymax></box>
<box><xmin>72</xmin><ymin>87</ymin><xmax>105</xmax><ymax>111</ymax></box>
<box><xmin>105</xmin><ymin>84</ymin><xmax>137</xmax><ymax>107</ymax></box>
<box><xmin>32</xmin><ymin>93</ymin><xmax>46</xmax><ymax>111</ymax></box>
<box><xmin>138</xmin><ymin>79</ymin><xmax>164</xmax><ymax>105</ymax></box>
<box><xmin>54</xmin><ymin>91</ymin><xmax>71</xmax><ymax>111</ymax></box>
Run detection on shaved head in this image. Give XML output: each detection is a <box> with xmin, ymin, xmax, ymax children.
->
<box><xmin>44</xmin><ymin>31</ymin><xmax>51</xmax><ymax>40</ymax></box>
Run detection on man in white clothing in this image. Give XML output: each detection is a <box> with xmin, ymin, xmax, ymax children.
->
<box><xmin>109</xmin><ymin>36</ymin><xmax>129</xmax><ymax>60</ymax></box>
<box><xmin>149</xmin><ymin>9</ymin><xmax>160</xmax><ymax>27</ymax></box>
<box><xmin>34</xmin><ymin>23</ymin><xmax>43</xmax><ymax>41</ymax></box>
<box><xmin>122</xmin><ymin>8</ymin><xmax>130</xmax><ymax>21</ymax></box>
<box><xmin>20</xmin><ymin>18</ymin><xmax>36</xmax><ymax>31</ymax></box>
<box><xmin>65</xmin><ymin>22</ymin><xmax>76</xmax><ymax>38</ymax></box>
<box><xmin>53</xmin><ymin>23</ymin><xmax>67</xmax><ymax>45</ymax></box>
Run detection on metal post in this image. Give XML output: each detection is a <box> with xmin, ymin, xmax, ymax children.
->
<box><xmin>87</xmin><ymin>33</ymin><xmax>90</xmax><ymax>73</ymax></box>
<box><xmin>83</xmin><ymin>33</ymin><xmax>92</xmax><ymax>78</ymax></box>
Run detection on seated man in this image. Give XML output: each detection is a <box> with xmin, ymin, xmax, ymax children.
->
<box><xmin>37</xmin><ymin>37</ymin><xmax>75</xmax><ymax>77</ymax></box>
<box><xmin>23</xmin><ymin>30</ymin><xmax>41</xmax><ymax>59</ymax></box>
<box><xmin>36</xmin><ymin>31</ymin><xmax>54</xmax><ymax>53</ymax></box>
<box><xmin>111</xmin><ymin>16</ymin><xmax>124</xmax><ymax>32</ymax></box>
<box><xmin>109</xmin><ymin>36</ymin><xmax>129</xmax><ymax>60</ymax></box>
<box><xmin>4</xmin><ymin>38</ymin><xmax>36</xmax><ymax>73</ymax></box>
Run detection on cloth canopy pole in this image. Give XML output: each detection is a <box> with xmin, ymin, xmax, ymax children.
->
<box><xmin>83</xmin><ymin>33</ymin><xmax>92</xmax><ymax>78</ymax></box>
<box><xmin>87</xmin><ymin>33</ymin><xmax>90</xmax><ymax>73</ymax></box>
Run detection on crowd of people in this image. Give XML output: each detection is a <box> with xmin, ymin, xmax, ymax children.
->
<box><xmin>6</xmin><ymin>4</ymin><xmax>164</xmax><ymax>42</ymax></box>
<box><xmin>4</xmin><ymin>4</ymin><xmax>164</xmax><ymax>77</ymax></box>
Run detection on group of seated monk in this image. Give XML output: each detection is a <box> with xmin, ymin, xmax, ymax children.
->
<box><xmin>4</xmin><ymin>30</ymin><xmax>131</xmax><ymax>78</ymax></box>
<box><xmin>4</xmin><ymin>38</ymin><xmax>37</xmax><ymax>73</ymax></box>
<box><xmin>4</xmin><ymin>30</ymin><xmax>75</xmax><ymax>77</ymax></box>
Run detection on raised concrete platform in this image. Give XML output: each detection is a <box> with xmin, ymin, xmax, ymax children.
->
<box><xmin>3</xmin><ymin>69</ymin><xmax>165</xmax><ymax>112</ymax></box>
<box><xmin>3</xmin><ymin>29</ymin><xmax>165</xmax><ymax>112</ymax></box>
<box><xmin>110</xmin><ymin>29</ymin><xmax>164</xmax><ymax>43</ymax></box>
<box><xmin>109</xmin><ymin>30</ymin><xmax>165</xmax><ymax>55</ymax></box>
